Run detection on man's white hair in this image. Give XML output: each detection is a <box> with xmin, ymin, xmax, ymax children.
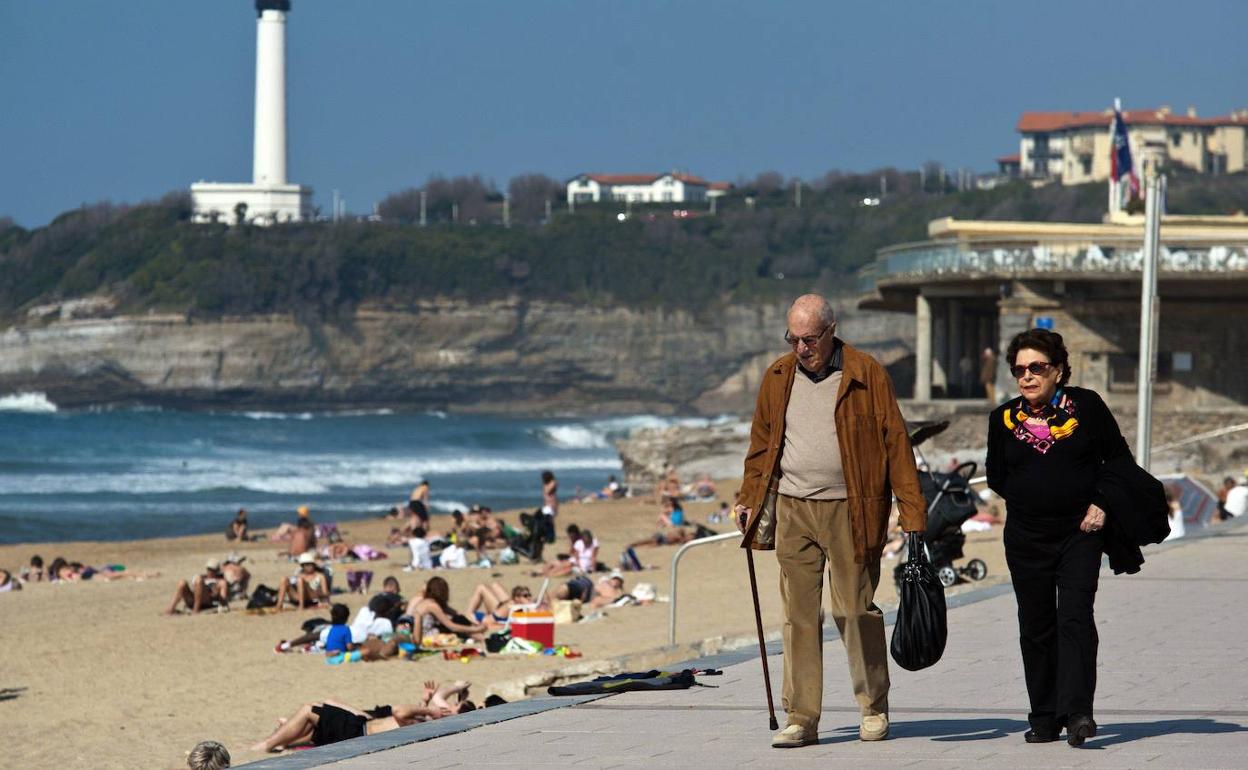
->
<box><xmin>788</xmin><ymin>294</ymin><xmax>836</xmax><ymax>326</ymax></box>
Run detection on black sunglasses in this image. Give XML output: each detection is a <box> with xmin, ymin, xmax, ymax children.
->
<box><xmin>1010</xmin><ymin>361</ymin><xmax>1054</xmax><ymax>379</ymax></box>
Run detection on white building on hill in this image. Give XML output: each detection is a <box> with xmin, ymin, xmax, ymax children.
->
<box><xmin>567</xmin><ymin>172</ymin><xmax>728</xmax><ymax>205</ymax></box>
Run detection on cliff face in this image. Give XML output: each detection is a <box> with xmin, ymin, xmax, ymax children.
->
<box><xmin>0</xmin><ymin>298</ymin><xmax>914</xmax><ymax>413</ymax></box>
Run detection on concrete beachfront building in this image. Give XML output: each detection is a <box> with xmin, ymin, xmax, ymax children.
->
<box><xmin>859</xmin><ymin>214</ymin><xmax>1248</xmax><ymax>409</ymax></box>
<box><xmin>1014</xmin><ymin>107</ymin><xmax>1248</xmax><ymax>184</ymax></box>
<box><xmin>566</xmin><ymin>173</ymin><xmax>728</xmax><ymax>205</ymax></box>
<box><xmin>190</xmin><ymin>0</ymin><xmax>312</xmax><ymax>225</ymax></box>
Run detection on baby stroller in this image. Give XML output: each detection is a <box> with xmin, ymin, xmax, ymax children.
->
<box><xmin>894</xmin><ymin>421</ymin><xmax>989</xmax><ymax>589</ymax></box>
<box><xmin>510</xmin><ymin>510</ymin><xmax>556</xmax><ymax>562</ymax></box>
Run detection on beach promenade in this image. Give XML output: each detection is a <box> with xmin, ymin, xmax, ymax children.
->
<box><xmin>244</xmin><ymin>520</ymin><xmax>1248</xmax><ymax>769</ymax></box>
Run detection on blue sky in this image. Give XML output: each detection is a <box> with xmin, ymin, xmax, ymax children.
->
<box><xmin>2</xmin><ymin>0</ymin><xmax>1245</xmax><ymax>226</ymax></box>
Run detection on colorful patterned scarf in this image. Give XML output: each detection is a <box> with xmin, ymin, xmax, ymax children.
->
<box><xmin>1002</xmin><ymin>389</ymin><xmax>1079</xmax><ymax>455</ymax></box>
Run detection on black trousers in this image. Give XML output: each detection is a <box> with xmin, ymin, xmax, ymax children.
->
<box><xmin>1004</xmin><ymin>521</ymin><xmax>1103</xmax><ymax>731</ymax></box>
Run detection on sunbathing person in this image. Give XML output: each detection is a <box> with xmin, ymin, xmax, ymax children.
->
<box><xmin>571</xmin><ymin>530</ymin><xmax>599</xmax><ymax>574</ymax></box>
<box><xmin>587</xmin><ymin>574</ymin><xmax>628</xmax><ymax>609</ymax></box>
<box><xmin>405</xmin><ymin>576</ymin><xmax>489</xmax><ymax>642</ymax></box>
<box><xmin>18</xmin><ymin>555</ymin><xmax>44</xmax><ymax>584</ymax></box>
<box><xmin>275</xmin><ymin>553</ymin><xmax>330</xmax><ymax>612</ymax></box>
<box><xmin>552</xmin><ymin>574</ymin><xmax>595</xmax><ymax>603</ymax></box>
<box><xmin>658</xmin><ymin>497</ymin><xmax>686</xmax><ymax>528</ymax></box>
<box><xmin>226</xmin><ymin>508</ymin><xmax>250</xmax><ymax>541</ymax></box>
<box><xmin>628</xmin><ymin>526</ymin><xmax>695</xmax><ymax>548</ymax></box>
<box><xmin>0</xmin><ymin>568</ymin><xmax>21</xmax><ymax>592</ymax></box>
<box><xmin>530</xmin><ymin>554</ymin><xmax>574</xmax><ymax>578</ymax></box>
<box><xmin>221</xmin><ymin>553</ymin><xmax>251</xmax><ymax>600</ymax></box>
<box><xmin>165</xmin><ymin>559</ymin><xmax>229</xmax><ymax>615</ymax></box>
<box><xmin>358</xmin><ymin>614</ymin><xmax>419</xmax><ymax>661</ymax></box>
<box><xmin>285</xmin><ymin>518</ymin><xmax>317</xmax><ymax>560</ymax></box>
<box><xmin>249</xmin><ymin>682</ymin><xmax>473</xmax><ymax>753</ymax></box>
<box><xmin>466</xmin><ymin>582</ymin><xmax>532</xmax><ymax>623</ymax></box>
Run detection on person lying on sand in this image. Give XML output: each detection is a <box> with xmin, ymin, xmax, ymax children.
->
<box><xmin>628</xmin><ymin>526</ymin><xmax>695</xmax><ymax>548</ymax></box>
<box><xmin>249</xmin><ymin>681</ymin><xmax>474</xmax><ymax>753</ymax></box>
<box><xmin>586</xmin><ymin>574</ymin><xmax>627</xmax><ymax>609</ymax></box>
<box><xmin>357</xmin><ymin>614</ymin><xmax>420</xmax><ymax>661</ymax></box>
<box><xmin>530</xmin><ymin>554</ymin><xmax>573</xmax><ymax>578</ymax></box>
<box><xmin>466</xmin><ymin>582</ymin><xmax>532</xmax><ymax>623</ymax></box>
<box><xmin>0</xmin><ymin>568</ymin><xmax>21</xmax><ymax>592</ymax></box>
<box><xmin>166</xmin><ymin>560</ymin><xmax>229</xmax><ymax>615</ymax></box>
<box><xmin>275</xmin><ymin>553</ymin><xmax>330</xmax><ymax>611</ymax></box>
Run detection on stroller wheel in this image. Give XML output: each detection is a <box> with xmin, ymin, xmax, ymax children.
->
<box><xmin>966</xmin><ymin>558</ymin><xmax>988</xmax><ymax>581</ymax></box>
<box><xmin>937</xmin><ymin>565</ymin><xmax>958</xmax><ymax>588</ymax></box>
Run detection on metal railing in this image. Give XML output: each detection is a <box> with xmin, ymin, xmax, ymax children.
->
<box><xmin>860</xmin><ymin>239</ymin><xmax>1248</xmax><ymax>290</ymax></box>
<box><xmin>667</xmin><ymin>531</ymin><xmax>740</xmax><ymax>647</ymax></box>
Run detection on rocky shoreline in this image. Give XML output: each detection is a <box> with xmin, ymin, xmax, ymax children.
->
<box><xmin>615</xmin><ymin>404</ymin><xmax>1248</xmax><ymax>489</ymax></box>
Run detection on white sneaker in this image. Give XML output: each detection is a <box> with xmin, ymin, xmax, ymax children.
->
<box><xmin>860</xmin><ymin>713</ymin><xmax>889</xmax><ymax>741</ymax></box>
<box><xmin>771</xmin><ymin>724</ymin><xmax>816</xmax><ymax>748</ymax></box>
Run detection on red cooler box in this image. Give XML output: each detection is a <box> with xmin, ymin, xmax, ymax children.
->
<box><xmin>510</xmin><ymin>610</ymin><xmax>555</xmax><ymax>648</ymax></box>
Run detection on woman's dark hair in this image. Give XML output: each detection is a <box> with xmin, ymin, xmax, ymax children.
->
<box><xmin>30</xmin><ymin>555</ymin><xmax>43</xmax><ymax>568</ymax></box>
<box><xmin>330</xmin><ymin>603</ymin><xmax>350</xmax><ymax>624</ymax></box>
<box><xmin>541</xmin><ymin>470</ymin><xmax>555</xmax><ymax>484</ymax></box>
<box><xmin>48</xmin><ymin>557</ymin><xmax>67</xmax><ymax>577</ymax></box>
<box><xmin>424</xmin><ymin>576</ymin><xmax>451</xmax><ymax>612</ymax></box>
<box><xmin>566</xmin><ymin>524</ymin><xmax>580</xmax><ymax>538</ymax></box>
<box><xmin>1006</xmin><ymin>328</ymin><xmax>1071</xmax><ymax>386</ymax></box>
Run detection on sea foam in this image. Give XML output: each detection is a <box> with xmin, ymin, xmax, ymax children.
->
<box><xmin>0</xmin><ymin>392</ymin><xmax>58</xmax><ymax>413</ymax></box>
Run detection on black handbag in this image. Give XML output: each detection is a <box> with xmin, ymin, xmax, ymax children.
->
<box><xmin>889</xmin><ymin>532</ymin><xmax>948</xmax><ymax>671</ymax></box>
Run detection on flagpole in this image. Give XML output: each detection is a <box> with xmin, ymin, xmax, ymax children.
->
<box><xmin>1109</xmin><ymin>98</ymin><xmax>1122</xmax><ymax>215</ymax></box>
<box><xmin>1136</xmin><ymin>172</ymin><xmax>1164</xmax><ymax>470</ymax></box>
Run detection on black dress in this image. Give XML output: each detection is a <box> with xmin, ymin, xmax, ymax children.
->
<box><xmin>986</xmin><ymin>386</ymin><xmax>1129</xmax><ymax>733</ymax></box>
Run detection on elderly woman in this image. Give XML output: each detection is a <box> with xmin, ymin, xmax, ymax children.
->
<box><xmin>986</xmin><ymin>329</ymin><xmax>1129</xmax><ymax>748</ymax></box>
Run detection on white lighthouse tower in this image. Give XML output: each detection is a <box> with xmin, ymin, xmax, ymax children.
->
<box><xmin>191</xmin><ymin>0</ymin><xmax>312</xmax><ymax>225</ymax></box>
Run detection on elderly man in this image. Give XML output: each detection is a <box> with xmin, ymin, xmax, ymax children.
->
<box><xmin>736</xmin><ymin>294</ymin><xmax>925</xmax><ymax>747</ymax></box>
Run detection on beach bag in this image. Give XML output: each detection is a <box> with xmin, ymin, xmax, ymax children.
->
<box><xmin>485</xmin><ymin>629</ymin><xmax>512</xmax><ymax>653</ymax></box>
<box><xmin>890</xmin><ymin>533</ymin><xmax>947</xmax><ymax>671</ymax></box>
<box><xmin>247</xmin><ymin>584</ymin><xmax>279</xmax><ymax>610</ymax></box>
<box><xmin>552</xmin><ymin>599</ymin><xmax>582</xmax><ymax>625</ymax></box>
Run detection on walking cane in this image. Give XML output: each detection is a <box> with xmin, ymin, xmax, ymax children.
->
<box><xmin>746</xmin><ymin>547</ymin><xmax>779</xmax><ymax>731</ymax></box>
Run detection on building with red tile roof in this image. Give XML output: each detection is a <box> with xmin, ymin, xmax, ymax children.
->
<box><xmin>1012</xmin><ymin>106</ymin><xmax>1248</xmax><ymax>184</ymax></box>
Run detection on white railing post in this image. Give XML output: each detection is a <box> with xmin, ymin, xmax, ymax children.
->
<box><xmin>667</xmin><ymin>532</ymin><xmax>741</xmax><ymax>647</ymax></box>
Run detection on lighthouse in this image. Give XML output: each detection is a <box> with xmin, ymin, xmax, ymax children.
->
<box><xmin>191</xmin><ymin>0</ymin><xmax>312</xmax><ymax>225</ymax></box>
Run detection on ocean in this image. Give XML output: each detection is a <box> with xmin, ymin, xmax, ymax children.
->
<box><xmin>0</xmin><ymin>392</ymin><xmax>726</xmax><ymax>545</ymax></box>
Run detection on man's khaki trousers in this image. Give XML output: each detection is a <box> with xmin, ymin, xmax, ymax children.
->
<box><xmin>776</xmin><ymin>494</ymin><xmax>889</xmax><ymax>729</ymax></box>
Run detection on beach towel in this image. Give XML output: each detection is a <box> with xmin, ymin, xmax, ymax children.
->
<box><xmin>548</xmin><ymin>669</ymin><xmax>697</xmax><ymax>696</ymax></box>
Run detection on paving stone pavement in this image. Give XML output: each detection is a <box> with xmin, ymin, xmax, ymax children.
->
<box><xmin>244</xmin><ymin>523</ymin><xmax>1248</xmax><ymax>769</ymax></box>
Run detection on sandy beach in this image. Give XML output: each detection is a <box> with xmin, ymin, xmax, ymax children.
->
<box><xmin>0</xmin><ymin>485</ymin><xmax>1008</xmax><ymax>769</ymax></box>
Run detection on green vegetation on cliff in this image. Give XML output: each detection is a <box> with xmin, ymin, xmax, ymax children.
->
<box><xmin>1</xmin><ymin>171</ymin><xmax>1244</xmax><ymax>322</ymax></box>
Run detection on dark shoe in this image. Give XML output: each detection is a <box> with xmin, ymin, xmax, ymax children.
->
<box><xmin>1066</xmin><ymin>715</ymin><xmax>1097</xmax><ymax>747</ymax></box>
<box><xmin>1024</xmin><ymin>728</ymin><xmax>1059</xmax><ymax>743</ymax></box>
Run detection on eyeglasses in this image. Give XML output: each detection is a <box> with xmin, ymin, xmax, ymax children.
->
<box><xmin>783</xmin><ymin>325</ymin><xmax>831</xmax><ymax>349</ymax></box>
<box><xmin>1010</xmin><ymin>361</ymin><xmax>1054</xmax><ymax>379</ymax></box>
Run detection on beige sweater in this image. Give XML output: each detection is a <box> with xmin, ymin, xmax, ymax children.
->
<box><xmin>778</xmin><ymin>370</ymin><xmax>847</xmax><ymax>500</ymax></box>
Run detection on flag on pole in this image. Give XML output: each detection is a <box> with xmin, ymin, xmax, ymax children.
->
<box><xmin>1110</xmin><ymin>107</ymin><xmax>1139</xmax><ymax>198</ymax></box>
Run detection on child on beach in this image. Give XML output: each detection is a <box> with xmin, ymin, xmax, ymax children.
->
<box><xmin>323</xmin><ymin>603</ymin><xmax>353</xmax><ymax>655</ymax></box>
<box><xmin>405</xmin><ymin>527</ymin><xmax>433</xmax><ymax>571</ymax></box>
